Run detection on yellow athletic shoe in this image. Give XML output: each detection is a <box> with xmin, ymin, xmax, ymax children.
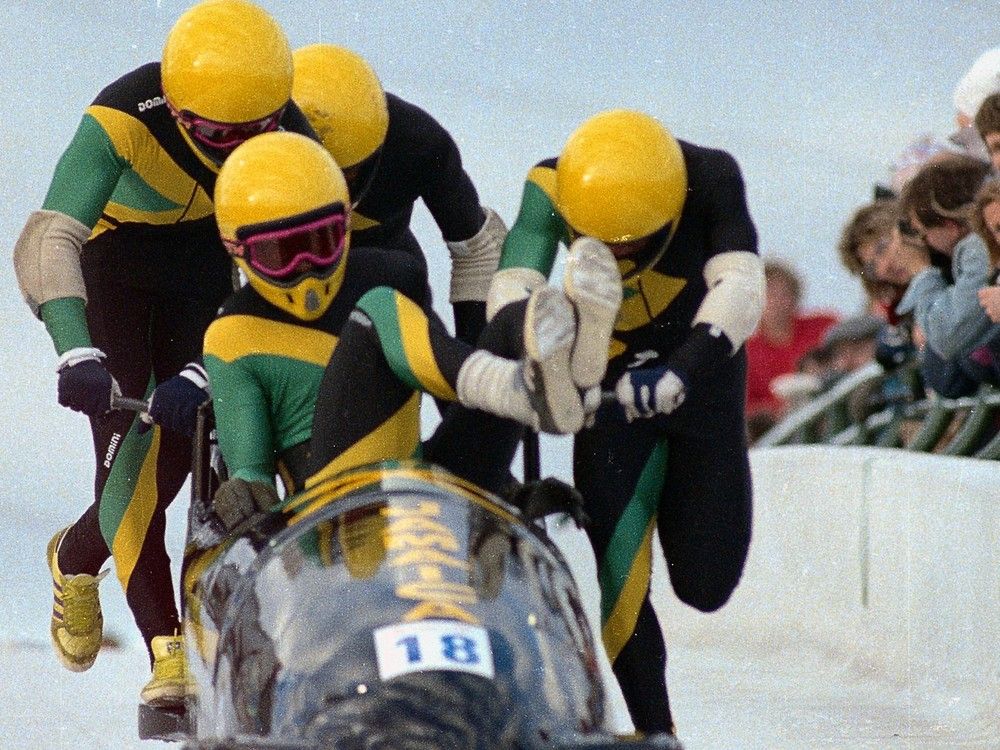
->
<box><xmin>140</xmin><ymin>634</ymin><xmax>187</xmax><ymax>707</ymax></box>
<box><xmin>48</xmin><ymin>528</ymin><xmax>107</xmax><ymax>672</ymax></box>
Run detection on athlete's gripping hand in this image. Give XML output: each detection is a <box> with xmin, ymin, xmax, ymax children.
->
<box><xmin>615</xmin><ymin>323</ymin><xmax>736</xmax><ymax>421</ymax></box>
<box><xmin>212</xmin><ymin>478</ymin><xmax>279</xmax><ymax>534</ymax></box>
<box><xmin>56</xmin><ymin>347</ymin><xmax>120</xmax><ymax>417</ymax></box>
<box><xmin>615</xmin><ymin>366</ymin><xmax>686</xmax><ymax>421</ymax></box>
<box><xmin>141</xmin><ymin>363</ymin><xmax>210</xmax><ymax>437</ymax></box>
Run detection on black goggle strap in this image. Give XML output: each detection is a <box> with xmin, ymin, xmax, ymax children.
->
<box><xmin>234</xmin><ymin>201</ymin><xmax>348</xmax><ymax>243</ymax></box>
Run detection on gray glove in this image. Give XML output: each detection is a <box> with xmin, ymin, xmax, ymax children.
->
<box><xmin>212</xmin><ymin>478</ymin><xmax>280</xmax><ymax>533</ymax></box>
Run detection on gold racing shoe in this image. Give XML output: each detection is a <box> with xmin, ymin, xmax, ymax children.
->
<box><xmin>140</xmin><ymin>633</ymin><xmax>188</xmax><ymax>707</ymax></box>
<box><xmin>48</xmin><ymin>527</ymin><xmax>108</xmax><ymax>672</ymax></box>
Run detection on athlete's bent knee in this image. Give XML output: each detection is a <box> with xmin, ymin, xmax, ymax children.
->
<box><xmin>671</xmin><ymin>565</ymin><xmax>744</xmax><ymax>612</ymax></box>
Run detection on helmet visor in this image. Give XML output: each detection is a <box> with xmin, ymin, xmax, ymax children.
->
<box><xmin>228</xmin><ymin>202</ymin><xmax>348</xmax><ymax>280</ymax></box>
<box><xmin>169</xmin><ymin>101</ymin><xmax>285</xmax><ymax>151</ymax></box>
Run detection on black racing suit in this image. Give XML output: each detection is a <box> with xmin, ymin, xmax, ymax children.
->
<box><xmin>498</xmin><ymin>140</ymin><xmax>758</xmax><ymax>734</ymax></box>
<box><xmin>347</xmin><ymin>93</ymin><xmax>489</xmax><ymax>343</ymax></box>
<box><xmin>31</xmin><ymin>61</ymin><xmax>315</xmax><ymax>656</ymax></box>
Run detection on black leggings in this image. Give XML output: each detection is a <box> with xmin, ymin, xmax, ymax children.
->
<box><xmin>573</xmin><ymin>406</ymin><xmax>752</xmax><ymax>734</ymax></box>
<box><xmin>308</xmin><ymin>295</ymin><xmax>528</xmax><ymax>494</ymax></box>
<box><xmin>58</xmin><ymin>224</ymin><xmax>231</xmax><ymax>657</ymax></box>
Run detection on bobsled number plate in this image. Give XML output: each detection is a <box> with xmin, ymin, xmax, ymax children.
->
<box><xmin>373</xmin><ymin>619</ymin><xmax>495</xmax><ymax>681</ymax></box>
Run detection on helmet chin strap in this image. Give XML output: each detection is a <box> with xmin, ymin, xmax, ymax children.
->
<box><xmin>174</xmin><ymin>120</ymin><xmax>225</xmax><ymax>172</ymax></box>
<box><xmin>618</xmin><ymin>221</ymin><xmax>678</xmax><ymax>282</ymax></box>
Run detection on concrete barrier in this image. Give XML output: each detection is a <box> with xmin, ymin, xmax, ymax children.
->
<box><xmin>658</xmin><ymin>445</ymin><xmax>1000</xmax><ymax>731</ymax></box>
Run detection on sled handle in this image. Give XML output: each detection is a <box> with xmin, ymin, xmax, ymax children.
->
<box><xmin>111</xmin><ymin>394</ymin><xmax>151</xmax><ymax>413</ymax></box>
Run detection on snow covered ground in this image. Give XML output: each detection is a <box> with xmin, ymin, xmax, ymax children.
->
<box><xmin>2</xmin><ymin>604</ymin><xmax>990</xmax><ymax>750</ymax></box>
<box><xmin>0</xmin><ymin>489</ymin><xmax>186</xmax><ymax>750</ymax></box>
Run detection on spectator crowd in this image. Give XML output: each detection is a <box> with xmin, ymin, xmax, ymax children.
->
<box><xmin>746</xmin><ymin>47</ymin><xmax>1000</xmax><ymax>444</ymax></box>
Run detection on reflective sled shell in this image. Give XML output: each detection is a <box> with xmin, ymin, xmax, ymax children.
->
<box><xmin>182</xmin><ymin>462</ymin><xmax>606</xmax><ymax>748</ymax></box>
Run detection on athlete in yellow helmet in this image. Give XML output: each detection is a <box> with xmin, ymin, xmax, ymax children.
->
<box><xmin>11</xmin><ymin>0</ymin><xmax>316</xmax><ymax>709</ymax></box>
<box><xmin>486</xmin><ymin>109</ymin><xmax>766</xmax><ymax>741</ymax></box>
<box><xmin>202</xmin><ymin>132</ymin><xmax>617</xmax><ymax>533</ymax></box>
<box><xmin>162</xmin><ymin>0</ymin><xmax>298</xmax><ymax>165</ymax></box>
<box><xmin>215</xmin><ymin>131</ymin><xmax>352</xmax><ymax>321</ymax></box>
<box><xmin>291</xmin><ymin>43</ymin><xmax>506</xmax><ymax>345</ymax></box>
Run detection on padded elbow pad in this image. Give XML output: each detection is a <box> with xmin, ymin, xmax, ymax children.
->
<box><xmin>13</xmin><ymin>210</ymin><xmax>91</xmax><ymax>315</ymax></box>
<box><xmin>693</xmin><ymin>251</ymin><xmax>765</xmax><ymax>352</ymax></box>
<box><xmin>446</xmin><ymin>207</ymin><xmax>507</xmax><ymax>303</ymax></box>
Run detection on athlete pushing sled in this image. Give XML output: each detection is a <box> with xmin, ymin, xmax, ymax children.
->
<box><xmin>173</xmin><ymin>460</ymin><xmax>679</xmax><ymax>749</ymax></box>
<box><xmin>144</xmin><ymin>131</ymin><xmax>680</xmax><ymax>748</ymax></box>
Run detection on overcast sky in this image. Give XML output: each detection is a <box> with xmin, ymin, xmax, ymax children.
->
<box><xmin>1</xmin><ymin>1</ymin><xmax>996</xmax><ymax>533</ymax></box>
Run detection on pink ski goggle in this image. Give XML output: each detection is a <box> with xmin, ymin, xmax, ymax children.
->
<box><xmin>225</xmin><ymin>203</ymin><xmax>348</xmax><ymax>280</ymax></box>
<box><xmin>168</xmin><ymin>101</ymin><xmax>285</xmax><ymax>151</ymax></box>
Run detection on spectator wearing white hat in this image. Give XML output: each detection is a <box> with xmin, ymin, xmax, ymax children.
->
<box><xmin>950</xmin><ymin>47</ymin><xmax>1000</xmax><ymax>162</ymax></box>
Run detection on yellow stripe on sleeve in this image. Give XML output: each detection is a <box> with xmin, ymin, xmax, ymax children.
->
<box><xmin>395</xmin><ymin>294</ymin><xmax>457</xmax><ymax>401</ymax></box>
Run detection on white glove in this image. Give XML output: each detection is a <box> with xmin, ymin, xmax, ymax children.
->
<box><xmin>486</xmin><ymin>266</ymin><xmax>547</xmax><ymax>321</ymax></box>
<box><xmin>615</xmin><ymin>367</ymin><xmax>686</xmax><ymax>422</ymax></box>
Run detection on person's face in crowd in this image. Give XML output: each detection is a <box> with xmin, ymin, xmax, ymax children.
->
<box><xmin>873</xmin><ymin>229</ymin><xmax>919</xmax><ymax>288</ymax></box>
<box><xmin>762</xmin><ymin>274</ymin><xmax>799</xmax><ymax>329</ymax></box>
<box><xmin>831</xmin><ymin>338</ymin><xmax>877</xmax><ymax>374</ymax></box>
<box><xmin>907</xmin><ymin>212</ymin><xmax>964</xmax><ymax>256</ymax></box>
<box><xmin>982</xmin><ymin>199</ymin><xmax>1000</xmax><ymax>254</ymax></box>
<box><xmin>857</xmin><ymin>236</ymin><xmax>889</xmax><ymax>280</ymax></box>
<box><xmin>983</xmin><ymin>131</ymin><xmax>1000</xmax><ymax>173</ymax></box>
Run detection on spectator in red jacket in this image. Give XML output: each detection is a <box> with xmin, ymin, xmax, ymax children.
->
<box><xmin>745</xmin><ymin>260</ymin><xmax>838</xmax><ymax>422</ymax></box>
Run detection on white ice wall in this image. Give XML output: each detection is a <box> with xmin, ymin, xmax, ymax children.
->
<box><xmin>659</xmin><ymin>446</ymin><xmax>1000</xmax><ymax>732</ymax></box>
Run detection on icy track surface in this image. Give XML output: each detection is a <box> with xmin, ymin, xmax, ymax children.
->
<box><xmin>2</xmin><ymin>446</ymin><xmax>997</xmax><ymax>749</ymax></box>
<box><xmin>0</xmin><ymin>615</ymin><xmax>988</xmax><ymax>750</ymax></box>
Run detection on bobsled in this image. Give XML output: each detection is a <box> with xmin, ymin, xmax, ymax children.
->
<box><xmin>169</xmin><ymin>454</ymin><xmax>677</xmax><ymax>749</ymax></box>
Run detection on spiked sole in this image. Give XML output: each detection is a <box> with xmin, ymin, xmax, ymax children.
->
<box><xmin>563</xmin><ymin>237</ymin><xmax>623</xmax><ymax>389</ymax></box>
<box><xmin>523</xmin><ymin>286</ymin><xmax>584</xmax><ymax>434</ymax></box>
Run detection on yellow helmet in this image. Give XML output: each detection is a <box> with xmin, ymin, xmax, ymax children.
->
<box><xmin>556</xmin><ymin>110</ymin><xmax>687</xmax><ymax>245</ymax></box>
<box><xmin>291</xmin><ymin>43</ymin><xmax>389</xmax><ymax>169</ymax></box>
<box><xmin>162</xmin><ymin>0</ymin><xmax>293</xmax><ymax>126</ymax></box>
<box><xmin>215</xmin><ymin>132</ymin><xmax>352</xmax><ymax>321</ymax></box>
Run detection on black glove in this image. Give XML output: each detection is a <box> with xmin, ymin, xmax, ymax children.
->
<box><xmin>212</xmin><ymin>478</ymin><xmax>280</xmax><ymax>534</ymax></box>
<box><xmin>508</xmin><ymin>477</ymin><xmax>590</xmax><ymax>528</ymax></box>
<box><xmin>140</xmin><ymin>363</ymin><xmax>210</xmax><ymax>437</ymax></box>
<box><xmin>56</xmin><ymin>348</ymin><xmax>119</xmax><ymax>416</ymax></box>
